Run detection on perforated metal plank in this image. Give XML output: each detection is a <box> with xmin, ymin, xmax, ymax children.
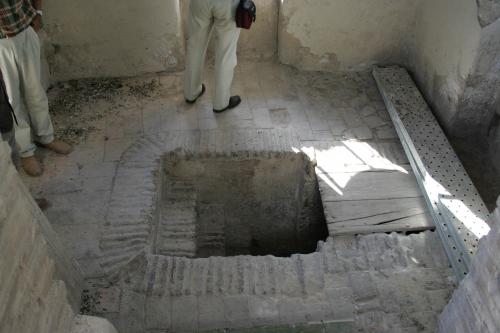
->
<box><xmin>373</xmin><ymin>66</ymin><xmax>491</xmax><ymax>279</ymax></box>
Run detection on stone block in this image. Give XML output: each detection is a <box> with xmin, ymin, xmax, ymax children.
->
<box><xmin>198</xmin><ymin>296</ymin><xmax>226</xmax><ymax>331</ymax></box>
<box><xmin>172</xmin><ymin>296</ymin><xmax>199</xmax><ymax>332</ymax></box>
<box><xmin>223</xmin><ymin>296</ymin><xmax>251</xmax><ymax>329</ymax></box>
<box><xmin>117</xmin><ymin>290</ymin><xmax>145</xmax><ymax>333</ymax></box>
<box><xmin>145</xmin><ymin>296</ymin><xmax>172</xmax><ymax>330</ymax></box>
<box><xmin>248</xmin><ymin>296</ymin><xmax>280</xmax><ymax>326</ymax></box>
<box><xmin>278</xmin><ymin>297</ymin><xmax>307</xmax><ymax>325</ymax></box>
<box><xmin>304</xmin><ymin>298</ymin><xmax>334</xmax><ymax>322</ymax></box>
<box><xmin>348</xmin><ymin>272</ymin><xmax>378</xmax><ymax>302</ymax></box>
<box><xmin>324</xmin><ymin>288</ymin><xmax>355</xmax><ymax>321</ymax></box>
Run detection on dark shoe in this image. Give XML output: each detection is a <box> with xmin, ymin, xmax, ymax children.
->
<box><xmin>213</xmin><ymin>96</ymin><xmax>241</xmax><ymax>113</ymax></box>
<box><xmin>185</xmin><ymin>84</ymin><xmax>206</xmax><ymax>104</ymax></box>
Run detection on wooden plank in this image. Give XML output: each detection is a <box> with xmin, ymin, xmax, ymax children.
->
<box><xmin>328</xmin><ymin>214</ymin><xmax>434</xmax><ymax>235</ymax></box>
<box><xmin>317</xmin><ymin>170</ymin><xmax>422</xmax><ymax>202</ymax></box>
<box><xmin>323</xmin><ymin>197</ymin><xmax>429</xmax><ymax>226</ymax></box>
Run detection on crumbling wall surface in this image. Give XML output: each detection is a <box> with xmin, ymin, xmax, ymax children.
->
<box><xmin>412</xmin><ymin>0</ymin><xmax>481</xmax><ymax>131</ymax></box>
<box><xmin>278</xmin><ymin>0</ymin><xmax>421</xmax><ymax>72</ymax></box>
<box><xmin>43</xmin><ymin>0</ymin><xmax>185</xmax><ymax>81</ymax></box>
<box><xmin>412</xmin><ymin>0</ymin><xmax>500</xmax><ymax>139</ymax></box>
<box><xmin>438</xmin><ymin>196</ymin><xmax>500</xmax><ymax>333</ymax></box>
<box><xmin>477</xmin><ymin>0</ymin><xmax>500</xmax><ymax>27</ymax></box>
<box><xmin>0</xmin><ymin>141</ymin><xmax>83</xmax><ymax>332</ymax></box>
<box><xmin>181</xmin><ymin>0</ymin><xmax>279</xmax><ymax>61</ymax></box>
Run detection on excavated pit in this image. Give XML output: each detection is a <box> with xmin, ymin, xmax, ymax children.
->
<box><xmin>154</xmin><ymin>153</ymin><xmax>328</xmax><ymax>258</ymax></box>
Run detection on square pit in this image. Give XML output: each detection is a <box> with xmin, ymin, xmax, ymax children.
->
<box><xmin>154</xmin><ymin>153</ymin><xmax>328</xmax><ymax>258</ymax></box>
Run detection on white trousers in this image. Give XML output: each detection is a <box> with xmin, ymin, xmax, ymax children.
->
<box><xmin>0</xmin><ymin>27</ymin><xmax>53</xmax><ymax>157</ymax></box>
<box><xmin>184</xmin><ymin>0</ymin><xmax>241</xmax><ymax>110</ymax></box>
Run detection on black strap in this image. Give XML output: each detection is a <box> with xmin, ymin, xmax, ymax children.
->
<box><xmin>0</xmin><ymin>71</ymin><xmax>16</xmax><ymax>133</ymax></box>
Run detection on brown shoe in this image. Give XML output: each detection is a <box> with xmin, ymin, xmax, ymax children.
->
<box><xmin>39</xmin><ymin>140</ymin><xmax>73</xmax><ymax>155</ymax></box>
<box><xmin>21</xmin><ymin>156</ymin><xmax>43</xmax><ymax>177</ymax></box>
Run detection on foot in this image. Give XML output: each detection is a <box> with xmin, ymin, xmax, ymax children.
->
<box><xmin>21</xmin><ymin>156</ymin><xmax>43</xmax><ymax>177</ymax></box>
<box><xmin>213</xmin><ymin>96</ymin><xmax>241</xmax><ymax>113</ymax></box>
<box><xmin>39</xmin><ymin>140</ymin><xmax>73</xmax><ymax>155</ymax></box>
<box><xmin>185</xmin><ymin>84</ymin><xmax>206</xmax><ymax>104</ymax></box>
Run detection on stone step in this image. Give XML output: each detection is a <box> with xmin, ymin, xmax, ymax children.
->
<box><xmin>100</xmin><ymin>223</ymin><xmax>150</xmax><ymax>274</ymax></box>
<box><xmin>157</xmin><ymin>179</ymin><xmax>198</xmax><ymax>258</ymax></box>
<box><xmin>161</xmin><ymin>231</ymin><xmax>196</xmax><ymax>240</ymax></box>
<box><xmin>161</xmin><ymin>205</ymin><xmax>197</xmax><ymax>218</ymax></box>
<box><xmin>198</xmin><ymin>234</ymin><xmax>225</xmax><ymax>247</ymax></box>
<box><xmin>161</xmin><ymin>222</ymin><xmax>197</xmax><ymax>231</ymax></box>
<box><xmin>132</xmin><ymin>231</ymin><xmax>450</xmax><ymax>298</ymax></box>
<box><xmin>164</xmin><ymin>181</ymin><xmax>198</xmax><ymax>201</ymax></box>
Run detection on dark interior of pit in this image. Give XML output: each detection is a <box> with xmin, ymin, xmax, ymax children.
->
<box><xmin>156</xmin><ymin>153</ymin><xmax>328</xmax><ymax>258</ymax></box>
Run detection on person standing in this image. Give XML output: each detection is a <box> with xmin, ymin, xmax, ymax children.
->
<box><xmin>0</xmin><ymin>0</ymin><xmax>72</xmax><ymax>177</ymax></box>
<box><xmin>184</xmin><ymin>0</ymin><xmax>242</xmax><ymax>113</ymax></box>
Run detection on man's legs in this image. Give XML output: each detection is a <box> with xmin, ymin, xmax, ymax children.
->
<box><xmin>184</xmin><ymin>0</ymin><xmax>213</xmax><ymax>102</ymax></box>
<box><xmin>0</xmin><ymin>31</ymin><xmax>36</xmax><ymax>158</ymax></box>
<box><xmin>19</xmin><ymin>27</ymin><xmax>54</xmax><ymax>146</ymax></box>
<box><xmin>0</xmin><ymin>28</ymin><xmax>71</xmax><ymax>176</ymax></box>
<box><xmin>213</xmin><ymin>0</ymin><xmax>241</xmax><ymax>111</ymax></box>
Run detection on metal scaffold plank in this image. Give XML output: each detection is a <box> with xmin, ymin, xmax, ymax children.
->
<box><xmin>373</xmin><ymin>66</ymin><xmax>491</xmax><ymax>280</ymax></box>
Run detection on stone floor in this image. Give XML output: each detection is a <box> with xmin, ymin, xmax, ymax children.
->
<box><xmin>18</xmin><ymin>61</ymin><xmax>456</xmax><ymax>332</ymax></box>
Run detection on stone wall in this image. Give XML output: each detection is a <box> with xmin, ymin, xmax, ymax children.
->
<box><xmin>278</xmin><ymin>0</ymin><xmax>421</xmax><ymax>72</ymax></box>
<box><xmin>411</xmin><ymin>0</ymin><xmax>500</xmax><ymax>139</ymax></box>
<box><xmin>411</xmin><ymin>0</ymin><xmax>481</xmax><ymax>131</ymax></box>
<box><xmin>180</xmin><ymin>0</ymin><xmax>279</xmax><ymax>62</ymax></box>
<box><xmin>43</xmin><ymin>0</ymin><xmax>185</xmax><ymax>81</ymax></box>
<box><xmin>438</xmin><ymin>196</ymin><xmax>500</xmax><ymax>332</ymax></box>
<box><xmin>44</xmin><ymin>0</ymin><xmax>278</xmax><ymax>82</ymax></box>
<box><xmin>0</xmin><ymin>141</ymin><xmax>83</xmax><ymax>332</ymax></box>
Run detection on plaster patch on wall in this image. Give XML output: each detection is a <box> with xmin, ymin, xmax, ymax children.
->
<box><xmin>279</xmin><ymin>29</ymin><xmax>340</xmax><ymax>72</ymax></box>
<box><xmin>278</xmin><ymin>0</ymin><xmax>421</xmax><ymax>72</ymax></box>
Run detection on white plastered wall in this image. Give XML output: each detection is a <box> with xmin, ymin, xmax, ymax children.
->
<box><xmin>43</xmin><ymin>0</ymin><xmax>185</xmax><ymax>81</ymax></box>
<box><xmin>412</xmin><ymin>0</ymin><xmax>481</xmax><ymax>131</ymax></box>
<box><xmin>278</xmin><ymin>0</ymin><xmax>421</xmax><ymax>72</ymax></box>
